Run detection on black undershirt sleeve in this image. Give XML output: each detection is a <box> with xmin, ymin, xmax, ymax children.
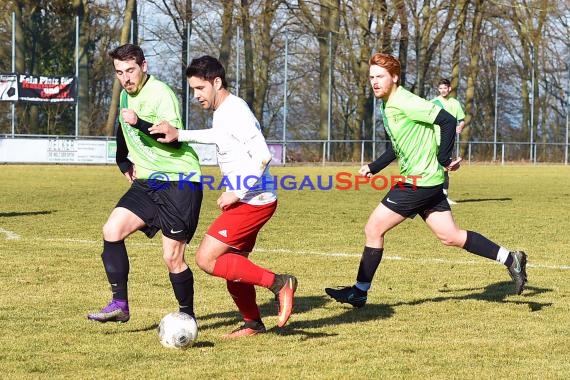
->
<box><xmin>130</xmin><ymin>118</ymin><xmax>182</xmax><ymax>149</ymax></box>
<box><xmin>434</xmin><ymin>109</ymin><xmax>457</xmax><ymax>167</ymax></box>
<box><xmin>115</xmin><ymin>124</ymin><xmax>132</xmax><ymax>174</ymax></box>
<box><xmin>368</xmin><ymin>142</ymin><xmax>397</xmax><ymax>174</ymax></box>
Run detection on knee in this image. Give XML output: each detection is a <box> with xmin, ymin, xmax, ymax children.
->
<box><xmin>103</xmin><ymin>220</ymin><xmax>122</xmax><ymax>241</ymax></box>
<box><xmin>364</xmin><ymin>222</ymin><xmax>384</xmax><ymax>241</ymax></box>
<box><xmin>163</xmin><ymin>248</ymin><xmax>185</xmax><ymax>272</ymax></box>
<box><xmin>194</xmin><ymin>250</ymin><xmax>211</xmax><ymax>273</ymax></box>
<box><xmin>438</xmin><ymin>233</ymin><xmax>462</xmax><ymax>247</ymax></box>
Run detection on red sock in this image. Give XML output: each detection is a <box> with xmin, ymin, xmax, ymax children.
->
<box><xmin>212</xmin><ymin>253</ymin><xmax>275</xmax><ymax>288</ymax></box>
<box><xmin>226</xmin><ymin>281</ymin><xmax>260</xmax><ymax>321</ymax></box>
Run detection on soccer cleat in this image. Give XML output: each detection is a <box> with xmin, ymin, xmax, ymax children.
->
<box><xmin>507</xmin><ymin>251</ymin><xmax>528</xmax><ymax>295</ymax></box>
<box><xmin>274</xmin><ymin>274</ymin><xmax>298</xmax><ymax>327</ymax></box>
<box><xmin>325</xmin><ymin>286</ymin><xmax>367</xmax><ymax>308</ymax></box>
<box><xmin>223</xmin><ymin>320</ymin><xmax>266</xmax><ymax>338</ymax></box>
<box><xmin>87</xmin><ymin>299</ymin><xmax>130</xmax><ymax>323</ymax></box>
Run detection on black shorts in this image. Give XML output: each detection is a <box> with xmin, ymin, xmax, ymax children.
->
<box><xmin>116</xmin><ymin>179</ymin><xmax>203</xmax><ymax>242</ymax></box>
<box><xmin>381</xmin><ymin>182</ymin><xmax>450</xmax><ymax>220</ymax></box>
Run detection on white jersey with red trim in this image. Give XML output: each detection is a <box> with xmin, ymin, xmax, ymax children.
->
<box><xmin>178</xmin><ymin>94</ymin><xmax>277</xmax><ymax>205</ymax></box>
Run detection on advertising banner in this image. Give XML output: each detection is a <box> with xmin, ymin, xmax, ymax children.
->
<box><xmin>0</xmin><ymin>74</ymin><xmax>18</xmax><ymax>101</ymax></box>
<box><xmin>17</xmin><ymin>74</ymin><xmax>77</xmax><ymax>103</ymax></box>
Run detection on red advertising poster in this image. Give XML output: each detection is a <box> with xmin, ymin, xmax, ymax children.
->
<box><xmin>17</xmin><ymin>74</ymin><xmax>76</xmax><ymax>103</ymax></box>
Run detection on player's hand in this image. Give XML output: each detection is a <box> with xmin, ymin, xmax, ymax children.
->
<box><xmin>149</xmin><ymin>121</ymin><xmax>179</xmax><ymax>143</ymax></box>
<box><xmin>446</xmin><ymin>157</ymin><xmax>462</xmax><ymax>172</ymax></box>
<box><xmin>121</xmin><ymin>109</ymin><xmax>138</xmax><ymax>125</ymax></box>
<box><xmin>124</xmin><ymin>165</ymin><xmax>136</xmax><ymax>183</ymax></box>
<box><xmin>217</xmin><ymin>192</ymin><xmax>240</xmax><ymax>211</ymax></box>
<box><xmin>358</xmin><ymin>164</ymin><xmax>372</xmax><ymax>177</ymax></box>
<box><xmin>456</xmin><ymin>121</ymin><xmax>465</xmax><ymax>134</ymax></box>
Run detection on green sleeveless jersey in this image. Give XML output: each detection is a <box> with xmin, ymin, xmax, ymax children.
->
<box><xmin>119</xmin><ymin>75</ymin><xmax>201</xmax><ymax>180</ymax></box>
<box><xmin>381</xmin><ymin>86</ymin><xmax>444</xmax><ymax>186</ymax></box>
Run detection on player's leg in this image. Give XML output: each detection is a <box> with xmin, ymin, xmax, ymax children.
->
<box><xmin>88</xmin><ymin>182</ymin><xmax>157</xmax><ymax>323</ymax></box>
<box><xmin>223</xmin><ymin>281</ymin><xmax>266</xmax><ymax>338</ymax></box>
<box><xmin>162</xmin><ymin>237</ymin><xmax>196</xmax><ymax>318</ymax></box>
<box><xmin>87</xmin><ymin>206</ymin><xmax>146</xmax><ymax>323</ymax></box>
<box><xmin>196</xmin><ymin>201</ymin><xmax>297</xmax><ymax>328</ymax></box>
<box><xmin>325</xmin><ymin>202</ymin><xmax>405</xmax><ymax>307</ymax></box>
<box><xmin>159</xmin><ymin>179</ymin><xmax>203</xmax><ymax>319</ymax></box>
<box><xmin>424</xmin><ymin>210</ymin><xmax>527</xmax><ymax>294</ymax></box>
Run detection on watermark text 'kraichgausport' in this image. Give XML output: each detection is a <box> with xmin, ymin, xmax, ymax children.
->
<box><xmin>146</xmin><ymin>171</ymin><xmax>421</xmax><ymax>191</ymax></box>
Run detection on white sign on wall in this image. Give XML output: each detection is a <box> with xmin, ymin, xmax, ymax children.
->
<box><xmin>0</xmin><ymin>138</ymin><xmax>217</xmax><ymax>165</ymax></box>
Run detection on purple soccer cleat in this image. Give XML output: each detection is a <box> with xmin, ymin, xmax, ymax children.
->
<box><xmin>87</xmin><ymin>299</ymin><xmax>130</xmax><ymax>323</ymax></box>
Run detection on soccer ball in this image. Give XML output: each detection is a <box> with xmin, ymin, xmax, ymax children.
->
<box><xmin>157</xmin><ymin>312</ymin><xmax>198</xmax><ymax>349</ymax></box>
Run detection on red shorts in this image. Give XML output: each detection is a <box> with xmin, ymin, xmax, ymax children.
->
<box><xmin>206</xmin><ymin>201</ymin><xmax>277</xmax><ymax>253</ymax></box>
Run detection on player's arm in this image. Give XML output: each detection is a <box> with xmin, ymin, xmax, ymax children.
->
<box><xmin>121</xmin><ymin>109</ymin><xmax>182</xmax><ymax>149</ymax></box>
<box><xmin>363</xmin><ymin>142</ymin><xmax>396</xmax><ymax>176</ymax></box>
<box><xmin>229</xmin><ymin>124</ymin><xmax>272</xmax><ymax>180</ymax></box>
<box><xmin>149</xmin><ymin>121</ymin><xmax>217</xmax><ymax>145</ymax></box>
<box><xmin>456</xmin><ymin>119</ymin><xmax>465</xmax><ymax>134</ymax></box>
<box><xmin>226</xmin><ymin>123</ymin><xmax>272</xmax><ymax>200</ymax></box>
<box><xmin>434</xmin><ymin>108</ymin><xmax>457</xmax><ymax>168</ymax></box>
<box><xmin>115</xmin><ymin>124</ymin><xmax>131</xmax><ymax>173</ymax></box>
<box><xmin>115</xmin><ymin>124</ymin><xmax>136</xmax><ymax>182</ymax></box>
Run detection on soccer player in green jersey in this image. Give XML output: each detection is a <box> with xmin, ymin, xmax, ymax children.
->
<box><xmin>432</xmin><ymin>78</ymin><xmax>466</xmax><ymax>204</ymax></box>
<box><xmin>88</xmin><ymin>44</ymin><xmax>203</xmax><ymax>323</ymax></box>
<box><xmin>325</xmin><ymin>53</ymin><xmax>527</xmax><ymax>307</ymax></box>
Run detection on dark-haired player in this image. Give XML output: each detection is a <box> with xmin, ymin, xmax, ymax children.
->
<box><xmin>150</xmin><ymin>55</ymin><xmax>297</xmax><ymax>338</ymax></box>
<box><xmin>87</xmin><ymin>44</ymin><xmax>202</xmax><ymax>323</ymax></box>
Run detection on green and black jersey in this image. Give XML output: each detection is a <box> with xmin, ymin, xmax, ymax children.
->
<box><xmin>116</xmin><ymin>75</ymin><xmax>201</xmax><ymax>180</ymax></box>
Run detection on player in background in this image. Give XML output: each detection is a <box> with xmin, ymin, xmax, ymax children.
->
<box><xmin>149</xmin><ymin>55</ymin><xmax>297</xmax><ymax>338</ymax></box>
<box><xmin>431</xmin><ymin>78</ymin><xmax>465</xmax><ymax>205</ymax></box>
<box><xmin>87</xmin><ymin>44</ymin><xmax>203</xmax><ymax>323</ymax></box>
<box><xmin>325</xmin><ymin>53</ymin><xmax>527</xmax><ymax>308</ymax></box>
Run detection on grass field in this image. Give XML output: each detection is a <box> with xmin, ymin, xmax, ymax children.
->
<box><xmin>0</xmin><ymin>164</ymin><xmax>569</xmax><ymax>379</ymax></box>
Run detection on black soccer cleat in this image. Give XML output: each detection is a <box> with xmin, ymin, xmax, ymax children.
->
<box><xmin>507</xmin><ymin>251</ymin><xmax>528</xmax><ymax>295</ymax></box>
<box><xmin>325</xmin><ymin>286</ymin><xmax>367</xmax><ymax>308</ymax></box>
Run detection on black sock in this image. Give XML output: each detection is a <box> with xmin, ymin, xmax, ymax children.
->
<box><xmin>463</xmin><ymin>231</ymin><xmax>500</xmax><ymax>261</ymax></box>
<box><xmin>356</xmin><ymin>246</ymin><xmax>384</xmax><ymax>285</ymax></box>
<box><xmin>169</xmin><ymin>268</ymin><xmax>195</xmax><ymax>318</ymax></box>
<box><xmin>101</xmin><ymin>240</ymin><xmax>129</xmax><ymax>300</ymax></box>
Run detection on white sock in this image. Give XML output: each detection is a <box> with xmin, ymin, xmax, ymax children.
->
<box><xmin>355</xmin><ymin>282</ymin><xmax>370</xmax><ymax>292</ymax></box>
<box><xmin>496</xmin><ymin>247</ymin><xmax>510</xmax><ymax>264</ymax></box>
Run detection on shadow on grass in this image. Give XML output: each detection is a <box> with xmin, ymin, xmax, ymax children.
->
<box><xmin>277</xmin><ymin>298</ymin><xmax>394</xmax><ymax>340</ymax></box>
<box><xmin>111</xmin><ymin>282</ymin><xmax>550</xmax><ymax>342</ymax></box>
<box><xmin>0</xmin><ymin>210</ymin><xmax>55</xmax><ymax>217</ymax></box>
<box><xmin>393</xmin><ymin>281</ymin><xmax>552</xmax><ymax>312</ymax></box>
<box><xmin>192</xmin><ymin>295</ymin><xmax>394</xmax><ymax>340</ymax></box>
<box><xmin>454</xmin><ymin>197</ymin><xmax>512</xmax><ymax>204</ymax></box>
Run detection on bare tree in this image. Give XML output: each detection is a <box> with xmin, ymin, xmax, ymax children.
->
<box><xmin>218</xmin><ymin>0</ymin><xmax>235</xmax><ymax>69</ymax></box>
<box><xmin>295</xmin><ymin>0</ymin><xmax>340</xmax><ymax>141</ymax></box>
<box><xmin>104</xmin><ymin>0</ymin><xmax>137</xmax><ymax>136</ymax></box>
<box><xmin>461</xmin><ymin>0</ymin><xmax>484</xmax><ymax>155</ymax></box>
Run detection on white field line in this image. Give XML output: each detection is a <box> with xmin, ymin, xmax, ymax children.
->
<box><xmin>0</xmin><ymin>227</ymin><xmax>20</xmax><ymax>240</ymax></box>
<box><xmin>38</xmin><ymin>237</ymin><xmax>570</xmax><ymax>271</ymax></box>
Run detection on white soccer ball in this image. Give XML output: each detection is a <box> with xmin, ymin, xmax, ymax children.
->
<box><xmin>157</xmin><ymin>312</ymin><xmax>198</xmax><ymax>349</ymax></box>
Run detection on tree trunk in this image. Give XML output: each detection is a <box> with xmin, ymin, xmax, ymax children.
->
<box><xmin>181</xmin><ymin>0</ymin><xmax>192</xmax><ymax>129</ymax></box>
<box><xmin>251</xmin><ymin>0</ymin><xmax>278</xmax><ymax>133</ymax></box>
<box><xmin>461</xmin><ymin>0</ymin><xmax>484</xmax><ymax>158</ymax></box>
<box><xmin>239</xmin><ymin>0</ymin><xmax>254</xmax><ymax>109</ymax></box>
<box><xmin>103</xmin><ymin>0</ymin><xmax>136</xmax><ymax>136</ymax></box>
<box><xmin>218</xmin><ymin>1</ymin><xmax>234</xmax><ymax>75</ymax></box>
<box><xmin>451</xmin><ymin>0</ymin><xmax>468</xmax><ymax>98</ymax></box>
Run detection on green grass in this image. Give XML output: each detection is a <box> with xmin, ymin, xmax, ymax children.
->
<box><xmin>0</xmin><ymin>164</ymin><xmax>569</xmax><ymax>379</ymax></box>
